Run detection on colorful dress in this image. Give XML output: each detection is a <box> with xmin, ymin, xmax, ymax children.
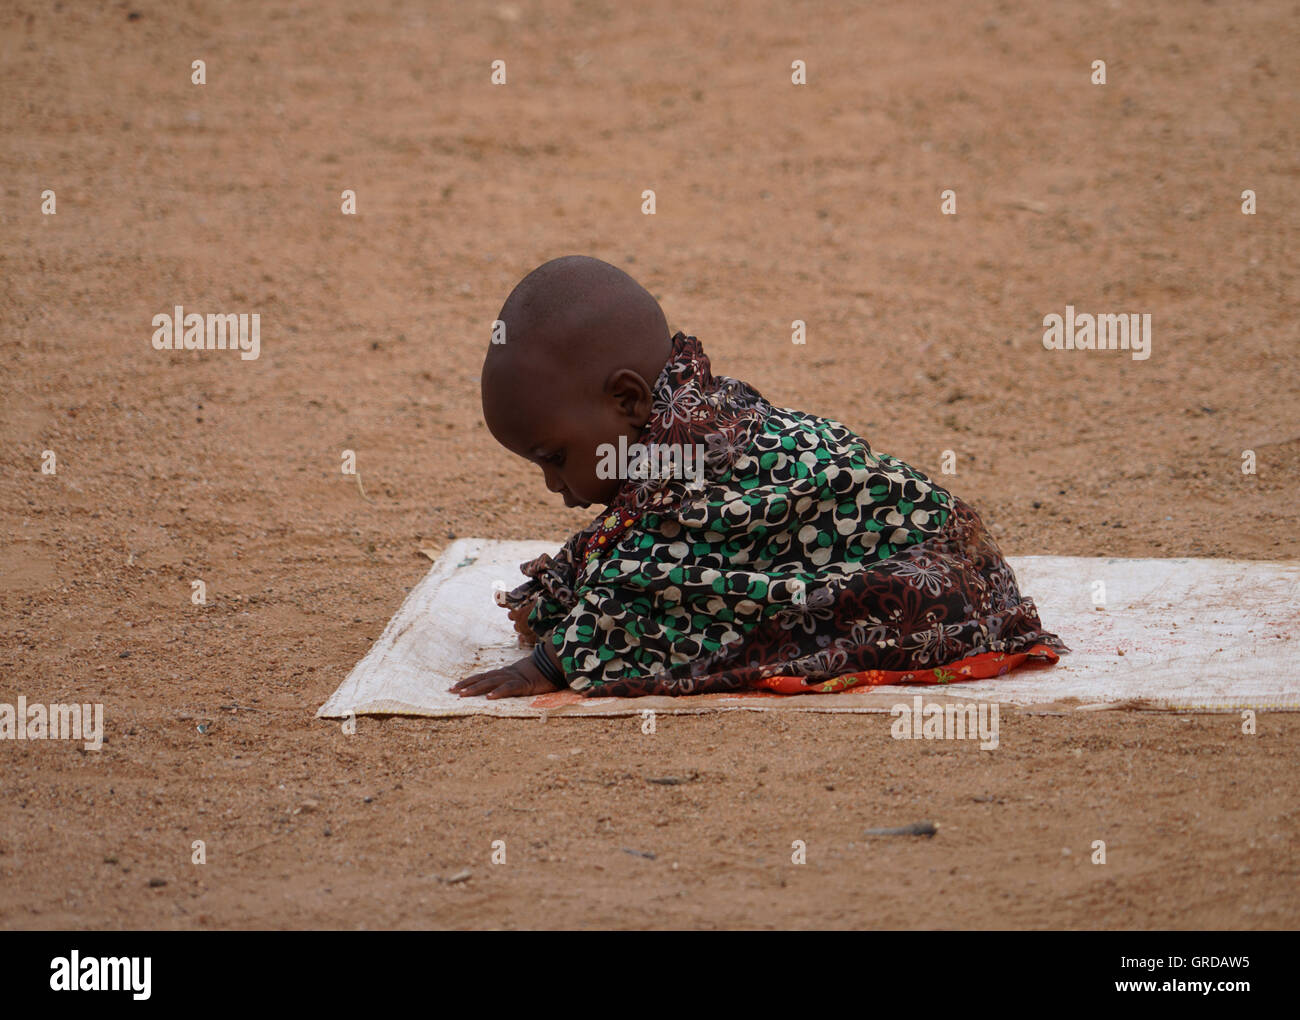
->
<box><xmin>498</xmin><ymin>332</ymin><xmax>1069</xmax><ymax>696</ymax></box>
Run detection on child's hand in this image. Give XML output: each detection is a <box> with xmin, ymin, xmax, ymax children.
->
<box><xmin>507</xmin><ymin>603</ymin><xmax>538</xmax><ymax>647</ymax></box>
<box><xmin>450</xmin><ymin>653</ymin><xmax>561</xmax><ymax>699</ymax></box>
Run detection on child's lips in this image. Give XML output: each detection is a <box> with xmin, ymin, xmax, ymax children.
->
<box><xmin>562</xmin><ymin>492</ymin><xmax>590</xmax><ymax>508</ymax></box>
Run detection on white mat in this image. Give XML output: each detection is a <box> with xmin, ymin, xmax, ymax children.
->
<box><xmin>318</xmin><ymin>540</ymin><xmax>1300</xmax><ymax>718</ymax></box>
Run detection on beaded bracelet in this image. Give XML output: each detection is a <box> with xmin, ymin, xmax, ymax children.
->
<box><xmin>531</xmin><ymin>641</ymin><xmax>567</xmax><ymax>689</ymax></box>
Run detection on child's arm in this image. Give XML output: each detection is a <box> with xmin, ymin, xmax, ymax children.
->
<box><xmin>450</xmin><ymin>642</ymin><xmax>565</xmax><ymax>699</ymax></box>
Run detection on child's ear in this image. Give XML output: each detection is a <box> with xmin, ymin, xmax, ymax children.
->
<box><xmin>605</xmin><ymin>368</ymin><xmax>653</xmax><ymax>423</ymax></box>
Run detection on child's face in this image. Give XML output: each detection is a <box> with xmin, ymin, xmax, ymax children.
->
<box><xmin>524</xmin><ymin>404</ymin><xmax>636</xmax><ymax>509</ymax></box>
<box><xmin>484</xmin><ymin>370</ymin><xmax>650</xmax><ymax>510</ymax></box>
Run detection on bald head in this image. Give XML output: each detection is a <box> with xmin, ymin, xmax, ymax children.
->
<box><xmin>481</xmin><ymin>256</ymin><xmax>674</xmax><ymax>509</ymax></box>
<box><xmin>484</xmin><ymin>255</ymin><xmax>670</xmax><ymax>397</ymax></box>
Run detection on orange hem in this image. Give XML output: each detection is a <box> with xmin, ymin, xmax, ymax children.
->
<box><xmin>753</xmin><ymin>643</ymin><xmax>1062</xmax><ymax>694</ymax></box>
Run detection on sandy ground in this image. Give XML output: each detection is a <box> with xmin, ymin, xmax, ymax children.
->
<box><xmin>1</xmin><ymin>0</ymin><xmax>1298</xmax><ymax>929</ymax></box>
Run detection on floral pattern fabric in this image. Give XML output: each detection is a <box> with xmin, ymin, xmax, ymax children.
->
<box><xmin>498</xmin><ymin>332</ymin><xmax>1069</xmax><ymax>696</ymax></box>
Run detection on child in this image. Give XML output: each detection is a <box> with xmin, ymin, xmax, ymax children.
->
<box><xmin>451</xmin><ymin>255</ymin><xmax>1068</xmax><ymax>699</ymax></box>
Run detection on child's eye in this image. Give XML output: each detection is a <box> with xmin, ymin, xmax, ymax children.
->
<box><xmin>544</xmin><ymin>451</ymin><xmax>566</xmax><ymax>467</ymax></box>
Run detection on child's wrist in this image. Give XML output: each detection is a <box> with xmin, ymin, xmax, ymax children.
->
<box><xmin>530</xmin><ymin>642</ymin><xmax>568</xmax><ymax>689</ymax></box>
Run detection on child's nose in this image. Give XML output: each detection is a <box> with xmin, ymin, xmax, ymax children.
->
<box><xmin>541</xmin><ymin>465</ymin><xmax>564</xmax><ymax>493</ymax></box>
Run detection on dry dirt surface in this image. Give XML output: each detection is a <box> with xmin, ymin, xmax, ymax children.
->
<box><xmin>1</xmin><ymin>0</ymin><xmax>1298</xmax><ymax>929</ymax></box>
